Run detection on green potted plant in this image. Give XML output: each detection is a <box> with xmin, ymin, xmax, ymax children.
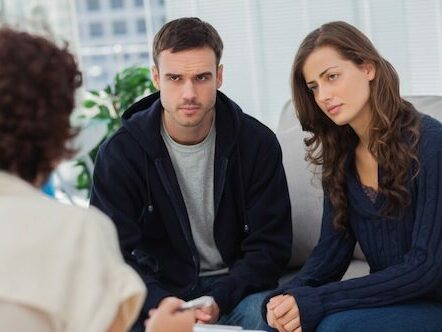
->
<box><xmin>74</xmin><ymin>66</ymin><xmax>156</xmax><ymax>197</ymax></box>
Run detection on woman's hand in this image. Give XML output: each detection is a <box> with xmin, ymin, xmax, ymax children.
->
<box><xmin>194</xmin><ymin>300</ymin><xmax>220</xmax><ymax>324</ymax></box>
<box><xmin>266</xmin><ymin>294</ymin><xmax>302</xmax><ymax>332</ymax></box>
<box><xmin>145</xmin><ymin>297</ymin><xmax>195</xmax><ymax>332</ymax></box>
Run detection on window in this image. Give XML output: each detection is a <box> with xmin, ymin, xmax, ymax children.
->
<box><xmin>87</xmin><ymin>0</ymin><xmax>100</xmax><ymax>11</ymax></box>
<box><xmin>89</xmin><ymin>22</ymin><xmax>103</xmax><ymax>38</ymax></box>
<box><xmin>136</xmin><ymin>18</ymin><xmax>146</xmax><ymax>34</ymax></box>
<box><xmin>139</xmin><ymin>52</ymin><xmax>149</xmax><ymax>60</ymax></box>
<box><xmin>91</xmin><ymin>55</ymin><xmax>107</xmax><ymax>63</ymax></box>
<box><xmin>112</xmin><ymin>20</ymin><xmax>127</xmax><ymax>35</ymax></box>
<box><xmin>134</xmin><ymin>0</ymin><xmax>144</xmax><ymax>7</ymax></box>
<box><xmin>110</xmin><ymin>0</ymin><xmax>123</xmax><ymax>9</ymax></box>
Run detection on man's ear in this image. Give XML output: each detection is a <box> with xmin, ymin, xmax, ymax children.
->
<box><xmin>216</xmin><ymin>64</ymin><xmax>223</xmax><ymax>89</ymax></box>
<box><xmin>152</xmin><ymin>65</ymin><xmax>160</xmax><ymax>90</ymax></box>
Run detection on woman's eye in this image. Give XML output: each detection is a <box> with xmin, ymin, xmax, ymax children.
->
<box><xmin>308</xmin><ymin>85</ymin><xmax>318</xmax><ymax>93</ymax></box>
<box><xmin>328</xmin><ymin>74</ymin><xmax>339</xmax><ymax>81</ymax></box>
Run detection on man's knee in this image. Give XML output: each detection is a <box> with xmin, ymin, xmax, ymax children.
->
<box><xmin>220</xmin><ymin>291</ymin><xmax>270</xmax><ymax>329</ymax></box>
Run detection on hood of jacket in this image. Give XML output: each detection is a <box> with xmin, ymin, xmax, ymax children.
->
<box><xmin>121</xmin><ymin>90</ymin><xmax>244</xmax><ymax>160</ymax></box>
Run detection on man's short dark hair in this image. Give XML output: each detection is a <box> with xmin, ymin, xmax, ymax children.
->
<box><xmin>153</xmin><ymin>17</ymin><xmax>223</xmax><ymax>67</ymax></box>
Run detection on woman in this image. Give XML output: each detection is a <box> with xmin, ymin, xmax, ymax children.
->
<box><xmin>0</xmin><ymin>28</ymin><xmax>195</xmax><ymax>332</ymax></box>
<box><xmin>264</xmin><ymin>21</ymin><xmax>442</xmax><ymax>332</ymax></box>
<box><xmin>0</xmin><ymin>27</ymin><xmax>145</xmax><ymax>331</ymax></box>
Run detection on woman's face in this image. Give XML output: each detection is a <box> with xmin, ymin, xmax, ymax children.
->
<box><xmin>302</xmin><ymin>46</ymin><xmax>375</xmax><ymax>130</ymax></box>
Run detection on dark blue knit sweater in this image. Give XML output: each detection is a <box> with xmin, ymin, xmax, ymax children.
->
<box><xmin>269</xmin><ymin>114</ymin><xmax>442</xmax><ymax>331</ymax></box>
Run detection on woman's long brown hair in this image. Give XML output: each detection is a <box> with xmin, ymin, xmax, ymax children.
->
<box><xmin>292</xmin><ymin>21</ymin><xmax>421</xmax><ymax>229</ymax></box>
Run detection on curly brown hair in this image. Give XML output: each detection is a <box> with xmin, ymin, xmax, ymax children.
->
<box><xmin>0</xmin><ymin>28</ymin><xmax>82</xmax><ymax>185</ymax></box>
<box><xmin>292</xmin><ymin>21</ymin><xmax>421</xmax><ymax>229</ymax></box>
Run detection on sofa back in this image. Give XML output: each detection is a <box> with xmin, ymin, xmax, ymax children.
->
<box><xmin>277</xmin><ymin>95</ymin><xmax>442</xmax><ymax>268</ymax></box>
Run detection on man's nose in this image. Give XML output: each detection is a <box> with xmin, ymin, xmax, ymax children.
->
<box><xmin>182</xmin><ymin>80</ymin><xmax>196</xmax><ymax>100</ymax></box>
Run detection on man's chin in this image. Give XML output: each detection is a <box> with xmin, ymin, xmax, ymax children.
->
<box><xmin>179</xmin><ymin>120</ymin><xmax>201</xmax><ymax>128</ymax></box>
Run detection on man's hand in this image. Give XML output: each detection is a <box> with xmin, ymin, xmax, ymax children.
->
<box><xmin>145</xmin><ymin>297</ymin><xmax>194</xmax><ymax>332</ymax></box>
<box><xmin>266</xmin><ymin>294</ymin><xmax>302</xmax><ymax>332</ymax></box>
<box><xmin>194</xmin><ymin>300</ymin><xmax>220</xmax><ymax>324</ymax></box>
<box><xmin>158</xmin><ymin>296</ymin><xmax>182</xmax><ymax>307</ymax></box>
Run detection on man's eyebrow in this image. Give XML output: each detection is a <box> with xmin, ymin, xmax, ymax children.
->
<box><xmin>165</xmin><ymin>73</ymin><xmax>182</xmax><ymax>77</ymax></box>
<box><xmin>195</xmin><ymin>72</ymin><xmax>213</xmax><ymax>76</ymax></box>
<box><xmin>306</xmin><ymin>66</ymin><xmax>339</xmax><ymax>85</ymax></box>
<box><xmin>164</xmin><ymin>72</ymin><xmax>213</xmax><ymax>77</ymax></box>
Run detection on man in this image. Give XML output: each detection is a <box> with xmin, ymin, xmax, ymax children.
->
<box><xmin>91</xmin><ymin>17</ymin><xmax>292</xmax><ymax>331</ymax></box>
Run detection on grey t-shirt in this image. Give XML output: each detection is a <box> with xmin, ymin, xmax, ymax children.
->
<box><xmin>161</xmin><ymin>115</ymin><xmax>228</xmax><ymax>276</ymax></box>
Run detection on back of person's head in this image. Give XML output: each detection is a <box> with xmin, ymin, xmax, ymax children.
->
<box><xmin>0</xmin><ymin>28</ymin><xmax>82</xmax><ymax>185</ymax></box>
<box><xmin>152</xmin><ymin>17</ymin><xmax>223</xmax><ymax>67</ymax></box>
<box><xmin>291</xmin><ymin>21</ymin><xmax>420</xmax><ymax>229</ymax></box>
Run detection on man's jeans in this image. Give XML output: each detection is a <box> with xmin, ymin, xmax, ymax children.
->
<box><xmin>133</xmin><ymin>274</ymin><xmax>272</xmax><ymax>331</ymax></box>
<box><xmin>195</xmin><ymin>275</ymin><xmax>271</xmax><ymax>330</ymax></box>
<box><xmin>316</xmin><ymin>300</ymin><xmax>442</xmax><ymax>332</ymax></box>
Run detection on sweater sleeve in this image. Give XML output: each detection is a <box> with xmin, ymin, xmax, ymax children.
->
<box><xmin>288</xmin><ymin>150</ymin><xmax>442</xmax><ymax>332</ymax></box>
<box><xmin>261</xmin><ymin>194</ymin><xmax>356</xmax><ymax>320</ymax></box>
<box><xmin>0</xmin><ymin>302</ymin><xmax>53</xmax><ymax>332</ymax></box>
<box><xmin>286</xmin><ymin>195</ymin><xmax>356</xmax><ymax>289</ymax></box>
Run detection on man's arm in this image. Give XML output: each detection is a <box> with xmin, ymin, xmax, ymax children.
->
<box><xmin>90</xmin><ymin>137</ymin><xmax>173</xmax><ymax>312</ymax></box>
<box><xmin>208</xmin><ymin>133</ymin><xmax>293</xmax><ymax>314</ymax></box>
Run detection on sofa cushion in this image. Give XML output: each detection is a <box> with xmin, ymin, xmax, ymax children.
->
<box><xmin>278</xmin><ymin>95</ymin><xmax>442</xmax><ymax>269</ymax></box>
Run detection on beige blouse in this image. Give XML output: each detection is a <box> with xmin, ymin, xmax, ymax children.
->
<box><xmin>0</xmin><ymin>171</ymin><xmax>146</xmax><ymax>331</ymax></box>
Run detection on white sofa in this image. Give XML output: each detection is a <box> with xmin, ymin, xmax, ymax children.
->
<box><xmin>277</xmin><ymin>95</ymin><xmax>442</xmax><ymax>282</ymax></box>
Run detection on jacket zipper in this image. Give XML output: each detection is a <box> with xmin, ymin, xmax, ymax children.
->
<box><xmin>155</xmin><ymin>159</ymin><xmax>199</xmax><ymax>291</ymax></box>
<box><xmin>214</xmin><ymin>158</ymin><xmax>229</xmax><ymax>218</ymax></box>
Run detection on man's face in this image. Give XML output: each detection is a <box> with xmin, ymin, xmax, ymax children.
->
<box><xmin>152</xmin><ymin>47</ymin><xmax>223</xmax><ymax>139</ymax></box>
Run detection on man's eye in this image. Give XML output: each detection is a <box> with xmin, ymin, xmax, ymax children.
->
<box><xmin>169</xmin><ymin>76</ymin><xmax>180</xmax><ymax>81</ymax></box>
<box><xmin>196</xmin><ymin>75</ymin><xmax>208</xmax><ymax>81</ymax></box>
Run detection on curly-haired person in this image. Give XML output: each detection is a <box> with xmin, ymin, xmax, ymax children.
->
<box><xmin>0</xmin><ymin>28</ymin><xmax>149</xmax><ymax>331</ymax></box>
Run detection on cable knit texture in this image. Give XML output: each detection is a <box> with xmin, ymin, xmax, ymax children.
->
<box><xmin>266</xmin><ymin>114</ymin><xmax>442</xmax><ymax>332</ymax></box>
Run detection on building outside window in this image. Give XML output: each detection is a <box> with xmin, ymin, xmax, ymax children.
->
<box><xmin>134</xmin><ymin>0</ymin><xmax>144</xmax><ymax>8</ymax></box>
<box><xmin>112</xmin><ymin>20</ymin><xmax>127</xmax><ymax>35</ymax></box>
<box><xmin>89</xmin><ymin>22</ymin><xmax>103</xmax><ymax>37</ymax></box>
<box><xmin>110</xmin><ymin>0</ymin><xmax>123</xmax><ymax>9</ymax></box>
<box><xmin>74</xmin><ymin>0</ymin><xmax>165</xmax><ymax>91</ymax></box>
<box><xmin>136</xmin><ymin>18</ymin><xmax>146</xmax><ymax>34</ymax></box>
<box><xmin>87</xmin><ymin>0</ymin><xmax>100</xmax><ymax>11</ymax></box>
<box><xmin>139</xmin><ymin>52</ymin><xmax>149</xmax><ymax>61</ymax></box>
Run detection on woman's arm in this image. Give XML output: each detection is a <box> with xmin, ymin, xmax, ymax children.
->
<box><xmin>0</xmin><ymin>302</ymin><xmax>54</xmax><ymax>332</ymax></box>
<box><xmin>264</xmin><ymin>194</ymin><xmax>356</xmax><ymax>332</ymax></box>
<box><xmin>280</xmin><ymin>150</ymin><xmax>442</xmax><ymax>331</ymax></box>
<box><xmin>146</xmin><ymin>298</ymin><xmax>195</xmax><ymax>332</ymax></box>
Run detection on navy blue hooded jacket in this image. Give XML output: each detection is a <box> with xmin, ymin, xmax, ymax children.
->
<box><xmin>90</xmin><ymin>90</ymin><xmax>292</xmax><ymax>316</ymax></box>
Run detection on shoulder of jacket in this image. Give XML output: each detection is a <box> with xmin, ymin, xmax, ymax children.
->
<box><xmin>239</xmin><ymin>113</ymin><xmax>276</xmax><ymax>139</ymax></box>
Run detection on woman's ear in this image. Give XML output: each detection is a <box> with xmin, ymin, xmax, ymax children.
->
<box><xmin>362</xmin><ymin>62</ymin><xmax>376</xmax><ymax>81</ymax></box>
